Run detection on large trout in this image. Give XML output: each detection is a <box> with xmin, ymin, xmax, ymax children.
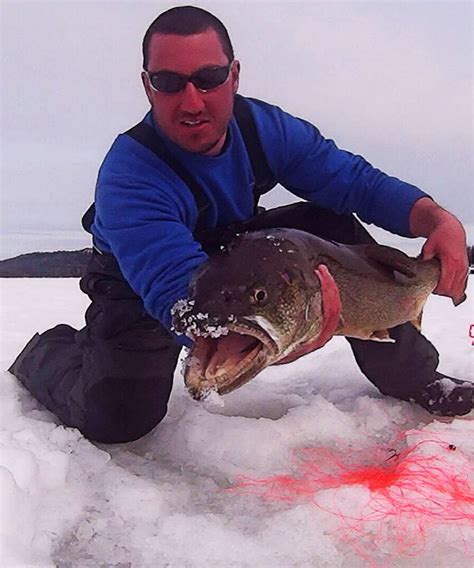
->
<box><xmin>171</xmin><ymin>228</ymin><xmax>465</xmax><ymax>399</ymax></box>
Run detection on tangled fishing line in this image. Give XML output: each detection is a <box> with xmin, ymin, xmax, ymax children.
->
<box><xmin>228</xmin><ymin>430</ymin><xmax>474</xmax><ymax>565</ymax></box>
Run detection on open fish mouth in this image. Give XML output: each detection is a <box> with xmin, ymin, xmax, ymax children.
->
<box><xmin>183</xmin><ymin>323</ymin><xmax>279</xmax><ymax>399</ymax></box>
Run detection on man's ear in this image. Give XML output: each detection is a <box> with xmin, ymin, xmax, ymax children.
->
<box><xmin>141</xmin><ymin>72</ymin><xmax>153</xmax><ymax>105</ymax></box>
<box><xmin>231</xmin><ymin>60</ymin><xmax>240</xmax><ymax>94</ymax></box>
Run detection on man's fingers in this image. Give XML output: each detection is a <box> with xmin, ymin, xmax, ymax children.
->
<box><xmin>421</xmin><ymin>242</ymin><xmax>436</xmax><ymax>261</ymax></box>
<box><xmin>419</xmin><ymin>217</ymin><xmax>468</xmax><ymax>302</ymax></box>
<box><xmin>314</xmin><ymin>264</ymin><xmax>341</xmax><ymax>347</ymax></box>
<box><xmin>452</xmin><ymin>267</ymin><xmax>469</xmax><ymax>302</ymax></box>
<box><xmin>433</xmin><ymin>255</ymin><xmax>468</xmax><ymax>300</ymax></box>
<box><xmin>434</xmin><ymin>260</ymin><xmax>454</xmax><ymax>295</ymax></box>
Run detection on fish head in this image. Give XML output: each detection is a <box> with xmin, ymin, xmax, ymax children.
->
<box><xmin>172</xmin><ymin>229</ymin><xmax>324</xmax><ymax>398</ymax></box>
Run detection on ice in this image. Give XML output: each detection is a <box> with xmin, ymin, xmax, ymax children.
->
<box><xmin>1</xmin><ymin>277</ymin><xmax>473</xmax><ymax>567</ymax></box>
<box><xmin>172</xmin><ymin>302</ymin><xmax>233</xmax><ymax>339</ymax></box>
<box><xmin>203</xmin><ymin>389</ymin><xmax>226</xmax><ymax>409</ymax></box>
<box><xmin>0</xmin><ymin>468</ymin><xmax>36</xmax><ymax>563</ymax></box>
<box><xmin>2</xmin><ymin>0</ymin><xmax>473</xmax><ymax>563</ymax></box>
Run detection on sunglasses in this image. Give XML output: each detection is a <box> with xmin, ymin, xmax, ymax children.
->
<box><xmin>145</xmin><ymin>62</ymin><xmax>233</xmax><ymax>94</ymax></box>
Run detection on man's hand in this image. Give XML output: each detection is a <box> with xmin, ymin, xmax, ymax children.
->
<box><xmin>409</xmin><ymin>197</ymin><xmax>468</xmax><ymax>303</ymax></box>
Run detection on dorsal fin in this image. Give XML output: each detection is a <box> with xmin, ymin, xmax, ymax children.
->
<box><xmin>356</xmin><ymin>244</ymin><xmax>417</xmax><ymax>281</ymax></box>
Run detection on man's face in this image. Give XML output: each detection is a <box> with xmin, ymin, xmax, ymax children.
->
<box><xmin>142</xmin><ymin>29</ymin><xmax>239</xmax><ymax>156</ymax></box>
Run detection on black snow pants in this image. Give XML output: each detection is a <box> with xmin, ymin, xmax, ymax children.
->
<box><xmin>8</xmin><ymin>203</ymin><xmax>453</xmax><ymax>443</ymax></box>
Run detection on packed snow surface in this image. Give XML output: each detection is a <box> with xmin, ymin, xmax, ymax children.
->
<box><xmin>1</xmin><ymin>277</ymin><xmax>473</xmax><ymax>567</ymax></box>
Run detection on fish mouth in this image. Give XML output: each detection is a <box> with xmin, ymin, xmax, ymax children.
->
<box><xmin>183</xmin><ymin>323</ymin><xmax>279</xmax><ymax>399</ymax></box>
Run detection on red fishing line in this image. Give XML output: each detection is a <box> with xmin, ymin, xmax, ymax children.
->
<box><xmin>228</xmin><ymin>431</ymin><xmax>474</xmax><ymax>565</ymax></box>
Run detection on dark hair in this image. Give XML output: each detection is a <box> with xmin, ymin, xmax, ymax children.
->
<box><xmin>142</xmin><ymin>6</ymin><xmax>234</xmax><ymax>70</ymax></box>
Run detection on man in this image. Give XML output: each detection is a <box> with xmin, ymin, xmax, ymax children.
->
<box><xmin>9</xmin><ymin>6</ymin><xmax>472</xmax><ymax>443</ymax></box>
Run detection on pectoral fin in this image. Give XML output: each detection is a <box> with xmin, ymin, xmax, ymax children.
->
<box><xmin>410</xmin><ymin>312</ymin><xmax>423</xmax><ymax>332</ymax></box>
<box><xmin>369</xmin><ymin>329</ymin><xmax>395</xmax><ymax>343</ymax></box>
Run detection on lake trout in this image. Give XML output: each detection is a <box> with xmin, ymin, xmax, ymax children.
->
<box><xmin>172</xmin><ymin>228</ymin><xmax>465</xmax><ymax>399</ymax></box>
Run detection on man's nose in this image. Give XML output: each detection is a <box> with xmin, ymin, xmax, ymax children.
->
<box><xmin>180</xmin><ymin>81</ymin><xmax>205</xmax><ymax>113</ymax></box>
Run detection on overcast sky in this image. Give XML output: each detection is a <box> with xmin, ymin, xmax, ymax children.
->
<box><xmin>2</xmin><ymin>1</ymin><xmax>473</xmax><ymax>236</ymax></box>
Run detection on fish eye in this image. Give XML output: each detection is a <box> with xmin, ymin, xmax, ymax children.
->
<box><xmin>253</xmin><ymin>287</ymin><xmax>268</xmax><ymax>303</ymax></box>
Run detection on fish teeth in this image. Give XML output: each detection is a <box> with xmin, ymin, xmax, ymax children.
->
<box><xmin>243</xmin><ymin>315</ymin><xmax>282</xmax><ymax>348</ymax></box>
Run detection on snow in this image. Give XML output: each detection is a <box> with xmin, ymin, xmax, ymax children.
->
<box><xmin>171</xmin><ymin>299</ymin><xmax>235</xmax><ymax>339</ymax></box>
<box><xmin>1</xmin><ymin>277</ymin><xmax>473</xmax><ymax>567</ymax></box>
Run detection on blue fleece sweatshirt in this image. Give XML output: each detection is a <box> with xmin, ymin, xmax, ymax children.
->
<box><xmin>92</xmin><ymin>97</ymin><xmax>427</xmax><ymax>340</ymax></box>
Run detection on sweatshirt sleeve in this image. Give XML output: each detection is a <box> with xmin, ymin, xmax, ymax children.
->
<box><xmin>92</xmin><ymin>135</ymin><xmax>207</xmax><ymax>342</ymax></box>
<box><xmin>248</xmin><ymin>99</ymin><xmax>429</xmax><ymax>237</ymax></box>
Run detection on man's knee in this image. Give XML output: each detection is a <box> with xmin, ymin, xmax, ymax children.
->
<box><xmin>78</xmin><ymin>376</ymin><xmax>173</xmax><ymax>444</ymax></box>
<box><xmin>9</xmin><ymin>327</ymin><xmax>177</xmax><ymax>444</ymax></box>
<box><xmin>81</xmin><ymin>403</ymin><xmax>169</xmax><ymax>444</ymax></box>
<box><xmin>348</xmin><ymin>323</ymin><xmax>440</xmax><ymax>400</ymax></box>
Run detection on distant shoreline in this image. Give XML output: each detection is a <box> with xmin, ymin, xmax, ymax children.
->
<box><xmin>0</xmin><ymin>249</ymin><xmax>92</xmax><ymax>277</ymax></box>
<box><xmin>1</xmin><ymin>245</ymin><xmax>473</xmax><ymax>278</ymax></box>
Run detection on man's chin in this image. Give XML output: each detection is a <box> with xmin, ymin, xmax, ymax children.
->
<box><xmin>185</xmin><ymin>136</ymin><xmax>225</xmax><ymax>156</ymax></box>
<box><xmin>173</xmin><ymin>128</ymin><xmax>226</xmax><ymax>156</ymax></box>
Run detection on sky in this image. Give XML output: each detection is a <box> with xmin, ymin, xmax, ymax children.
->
<box><xmin>1</xmin><ymin>1</ymin><xmax>473</xmax><ymax>239</ymax></box>
<box><xmin>1</xmin><ymin>276</ymin><xmax>473</xmax><ymax>567</ymax></box>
